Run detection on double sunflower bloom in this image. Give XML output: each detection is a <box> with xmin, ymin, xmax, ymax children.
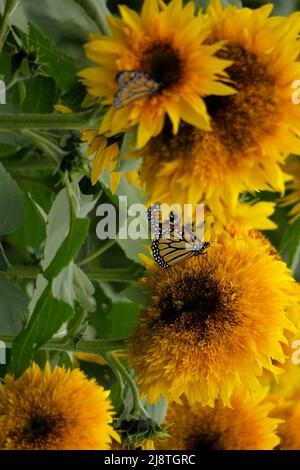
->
<box><xmin>1</xmin><ymin>0</ymin><xmax>300</xmax><ymax>451</ymax></box>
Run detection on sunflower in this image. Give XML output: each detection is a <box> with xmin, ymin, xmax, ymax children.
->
<box><xmin>128</xmin><ymin>236</ymin><xmax>299</xmax><ymax>406</ymax></box>
<box><xmin>211</xmin><ymin>200</ymin><xmax>277</xmax><ymax>237</ymax></box>
<box><xmin>136</xmin><ymin>0</ymin><xmax>300</xmax><ymax>214</ymax></box>
<box><xmin>282</xmin><ymin>156</ymin><xmax>300</xmax><ymax>223</ymax></box>
<box><xmin>79</xmin><ymin>0</ymin><xmax>234</xmax><ymax>148</ymax></box>
<box><xmin>0</xmin><ymin>363</ymin><xmax>118</xmax><ymax>450</ymax></box>
<box><xmin>158</xmin><ymin>391</ymin><xmax>280</xmax><ymax>450</ymax></box>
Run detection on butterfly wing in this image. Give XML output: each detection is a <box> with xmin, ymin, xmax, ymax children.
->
<box><xmin>115</xmin><ymin>72</ymin><xmax>160</xmax><ymax>109</ymax></box>
<box><xmin>151</xmin><ymin>215</ymin><xmax>210</xmax><ymax>268</ymax></box>
<box><xmin>148</xmin><ymin>204</ymin><xmax>182</xmax><ymax>240</ymax></box>
<box><xmin>151</xmin><ymin>236</ymin><xmax>195</xmax><ymax>268</ymax></box>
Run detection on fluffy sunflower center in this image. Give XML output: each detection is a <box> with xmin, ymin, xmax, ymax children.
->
<box><xmin>190</xmin><ymin>432</ymin><xmax>223</xmax><ymax>450</ymax></box>
<box><xmin>205</xmin><ymin>43</ymin><xmax>276</xmax><ymax>152</ymax></box>
<box><xmin>157</xmin><ymin>272</ymin><xmax>237</xmax><ymax>337</ymax></box>
<box><xmin>140</xmin><ymin>42</ymin><xmax>183</xmax><ymax>88</ymax></box>
<box><xmin>18</xmin><ymin>411</ymin><xmax>66</xmax><ymax>446</ymax></box>
<box><xmin>26</xmin><ymin>414</ymin><xmax>55</xmax><ymax>439</ymax></box>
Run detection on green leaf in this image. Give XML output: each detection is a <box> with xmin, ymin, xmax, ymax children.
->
<box><xmin>10</xmin><ymin>276</ymin><xmax>74</xmax><ymax>376</ymax></box>
<box><xmin>0</xmin><ymin>162</ymin><xmax>24</xmax><ymax>236</ymax></box>
<box><xmin>122</xmin><ymin>284</ymin><xmax>149</xmax><ymax>306</ymax></box>
<box><xmin>22</xmin><ymin>76</ymin><xmax>57</xmax><ymax>113</ymax></box>
<box><xmin>58</xmin><ymin>351</ymin><xmax>73</xmax><ymax>369</ymax></box>
<box><xmin>21</xmin><ymin>0</ymin><xmax>101</xmax><ymax>66</ymax></box>
<box><xmin>8</xmin><ymin>191</ymin><xmax>47</xmax><ymax>248</ymax></box>
<box><xmin>43</xmin><ymin>217</ymin><xmax>89</xmax><ymax>280</ymax></box>
<box><xmin>24</xmin><ymin>24</ymin><xmax>76</xmax><ymax>92</ymax></box>
<box><xmin>0</xmin><ymin>279</ymin><xmax>28</xmax><ymax>336</ymax></box>
<box><xmin>73</xmin><ymin>264</ymin><xmax>96</xmax><ymax>312</ymax></box>
<box><xmin>90</xmin><ymin>300</ymin><xmax>139</xmax><ymax>340</ymax></box>
<box><xmin>0</xmin><ymin>243</ymin><xmax>10</xmax><ymax>271</ymax></box>
<box><xmin>42</xmin><ymin>185</ymin><xmax>93</xmax><ymax>277</ymax></box>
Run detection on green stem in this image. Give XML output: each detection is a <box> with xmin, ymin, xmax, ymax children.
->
<box><xmin>106</xmin><ymin>354</ymin><xmax>149</xmax><ymax>417</ymax></box>
<box><xmin>0</xmin><ymin>266</ymin><xmax>141</xmax><ymax>283</ymax></box>
<box><xmin>0</xmin><ymin>0</ymin><xmax>20</xmax><ymax>53</ymax></box>
<box><xmin>21</xmin><ymin>129</ymin><xmax>65</xmax><ymax>163</ymax></box>
<box><xmin>0</xmin><ymin>336</ymin><xmax>126</xmax><ymax>354</ymax></box>
<box><xmin>3</xmin><ymin>159</ymin><xmax>57</xmax><ymax>172</ymax></box>
<box><xmin>78</xmin><ymin>239</ymin><xmax>117</xmax><ymax>267</ymax></box>
<box><xmin>0</xmin><ymin>110</ymin><xmax>102</xmax><ymax>131</ymax></box>
<box><xmin>53</xmin><ymin>309</ymin><xmax>88</xmax><ymax>345</ymax></box>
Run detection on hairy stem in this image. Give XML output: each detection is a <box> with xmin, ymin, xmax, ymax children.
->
<box><xmin>0</xmin><ymin>110</ymin><xmax>103</xmax><ymax>130</ymax></box>
<box><xmin>78</xmin><ymin>239</ymin><xmax>117</xmax><ymax>267</ymax></box>
<box><xmin>0</xmin><ymin>336</ymin><xmax>126</xmax><ymax>353</ymax></box>
<box><xmin>0</xmin><ymin>265</ymin><xmax>141</xmax><ymax>283</ymax></box>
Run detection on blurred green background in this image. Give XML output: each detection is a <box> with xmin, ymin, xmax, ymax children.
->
<box><xmin>107</xmin><ymin>0</ymin><xmax>300</xmax><ymax>15</ymax></box>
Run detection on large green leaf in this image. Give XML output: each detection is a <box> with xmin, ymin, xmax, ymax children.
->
<box><xmin>23</xmin><ymin>24</ymin><xmax>76</xmax><ymax>92</ymax></box>
<box><xmin>22</xmin><ymin>76</ymin><xmax>57</xmax><ymax>113</ymax></box>
<box><xmin>10</xmin><ymin>275</ymin><xmax>74</xmax><ymax>376</ymax></box>
<box><xmin>41</xmin><ymin>186</ymin><xmax>94</xmax><ymax>279</ymax></box>
<box><xmin>8</xmin><ymin>191</ymin><xmax>47</xmax><ymax>248</ymax></box>
<box><xmin>0</xmin><ymin>162</ymin><xmax>24</xmax><ymax>237</ymax></box>
<box><xmin>43</xmin><ymin>217</ymin><xmax>89</xmax><ymax>280</ymax></box>
<box><xmin>21</xmin><ymin>0</ymin><xmax>101</xmax><ymax>65</ymax></box>
<box><xmin>90</xmin><ymin>298</ymin><xmax>139</xmax><ymax>340</ymax></box>
<box><xmin>0</xmin><ymin>279</ymin><xmax>28</xmax><ymax>336</ymax></box>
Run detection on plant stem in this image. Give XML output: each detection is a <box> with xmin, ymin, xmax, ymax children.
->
<box><xmin>0</xmin><ymin>336</ymin><xmax>126</xmax><ymax>354</ymax></box>
<box><xmin>0</xmin><ymin>110</ymin><xmax>102</xmax><ymax>131</ymax></box>
<box><xmin>21</xmin><ymin>129</ymin><xmax>66</xmax><ymax>163</ymax></box>
<box><xmin>0</xmin><ymin>0</ymin><xmax>20</xmax><ymax>53</ymax></box>
<box><xmin>78</xmin><ymin>239</ymin><xmax>117</xmax><ymax>267</ymax></box>
<box><xmin>106</xmin><ymin>354</ymin><xmax>149</xmax><ymax>417</ymax></box>
<box><xmin>3</xmin><ymin>159</ymin><xmax>57</xmax><ymax>172</ymax></box>
<box><xmin>0</xmin><ymin>266</ymin><xmax>141</xmax><ymax>283</ymax></box>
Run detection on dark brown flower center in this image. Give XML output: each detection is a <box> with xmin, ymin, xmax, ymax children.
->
<box><xmin>140</xmin><ymin>42</ymin><xmax>183</xmax><ymax>88</ymax></box>
<box><xmin>190</xmin><ymin>432</ymin><xmax>224</xmax><ymax>450</ymax></box>
<box><xmin>26</xmin><ymin>414</ymin><xmax>55</xmax><ymax>439</ymax></box>
<box><xmin>157</xmin><ymin>273</ymin><xmax>237</xmax><ymax>338</ymax></box>
<box><xmin>148</xmin><ymin>119</ymin><xmax>200</xmax><ymax>161</ymax></box>
<box><xmin>205</xmin><ymin>43</ymin><xmax>276</xmax><ymax>152</ymax></box>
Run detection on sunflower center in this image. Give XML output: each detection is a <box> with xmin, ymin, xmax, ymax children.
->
<box><xmin>148</xmin><ymin>119</ymin><xmax>200</xmax><ymax>161</ymax></box>
<box><xmin>140</xmin><ymin>42</ymin><xmax>183</xmax><ymax>88</ymax></box>
<box><xmin>159</xmin><ymin>274</ymin><xmax>222</xmax><ymax>327</ymax></box>
<box><xmin>26</xmin><ymin>414</ymin><xmax>54</xmax><ymax>439</ymax></box>
<box><xmin>190</xmin><ymin>432</ymin><xmax>223</xmax><ymax>450</ymax></box>
<box><xmin>205</xmin><ymin>43</ymin><xmax>276</xmax><ymax>152</ymax></box>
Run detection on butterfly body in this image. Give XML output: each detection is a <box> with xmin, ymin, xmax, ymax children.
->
<box><xmin>115</xmin><ymin>71</ymin><xmax>160</xmax><ymax>109</ymax></box>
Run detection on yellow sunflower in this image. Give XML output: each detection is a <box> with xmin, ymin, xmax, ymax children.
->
<box><xmin>282</xmin><ymin>156</ymin><xmax>300</xmax><ymax>223</ymax></box>
<box><xmin>79</xmin><ymin>0</ymin><xmax>234</xmax><ymax>148</ymax></box>
<box><xmin>136</xmin><ymin>0</ymin><xmax>300</xmax><ymax>214</ymax></box>
<box><xmin>210</xmin><ymin>200</ymin><xmax>277</xmax><ymax>237</ymax></box>
<box><xmin>268</xmin><ymin>364</ymin><xmax>300</xmax><ymax>450</ymax></box>
<box><xmin>158</xmin><ymin>391</ymin><xmax>280</xmax><ymax>450</ymax></box>
<box><xmin>0</xmin><ymin>363</ymin><xmax>118</xmax><ymax>450</ymax></box>
<box><xmin>128</xmin><ymin>236</ymin><xmax>299</xmax><ymax>406</ymax></box>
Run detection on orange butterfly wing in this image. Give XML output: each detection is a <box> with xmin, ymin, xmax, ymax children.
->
<box><xmin>115</xmin><ymin>72</ymin><xmax>160</xmax><ymax>108</ymax></box>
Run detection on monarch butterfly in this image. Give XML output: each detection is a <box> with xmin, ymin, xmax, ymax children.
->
<box><xmin>147</xmin><ymin>203</ymin><xmax>181</xmax><ymax>240</ymax></box>
<box><xmin>115</xmin><ymin>71</ymin><xmax>160</xmax><ymax>109</ymax></box>
<box><xmin>148</xmin><ymin>205</ymin><xmax>210</xmax><ymax>268</ymax></box>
